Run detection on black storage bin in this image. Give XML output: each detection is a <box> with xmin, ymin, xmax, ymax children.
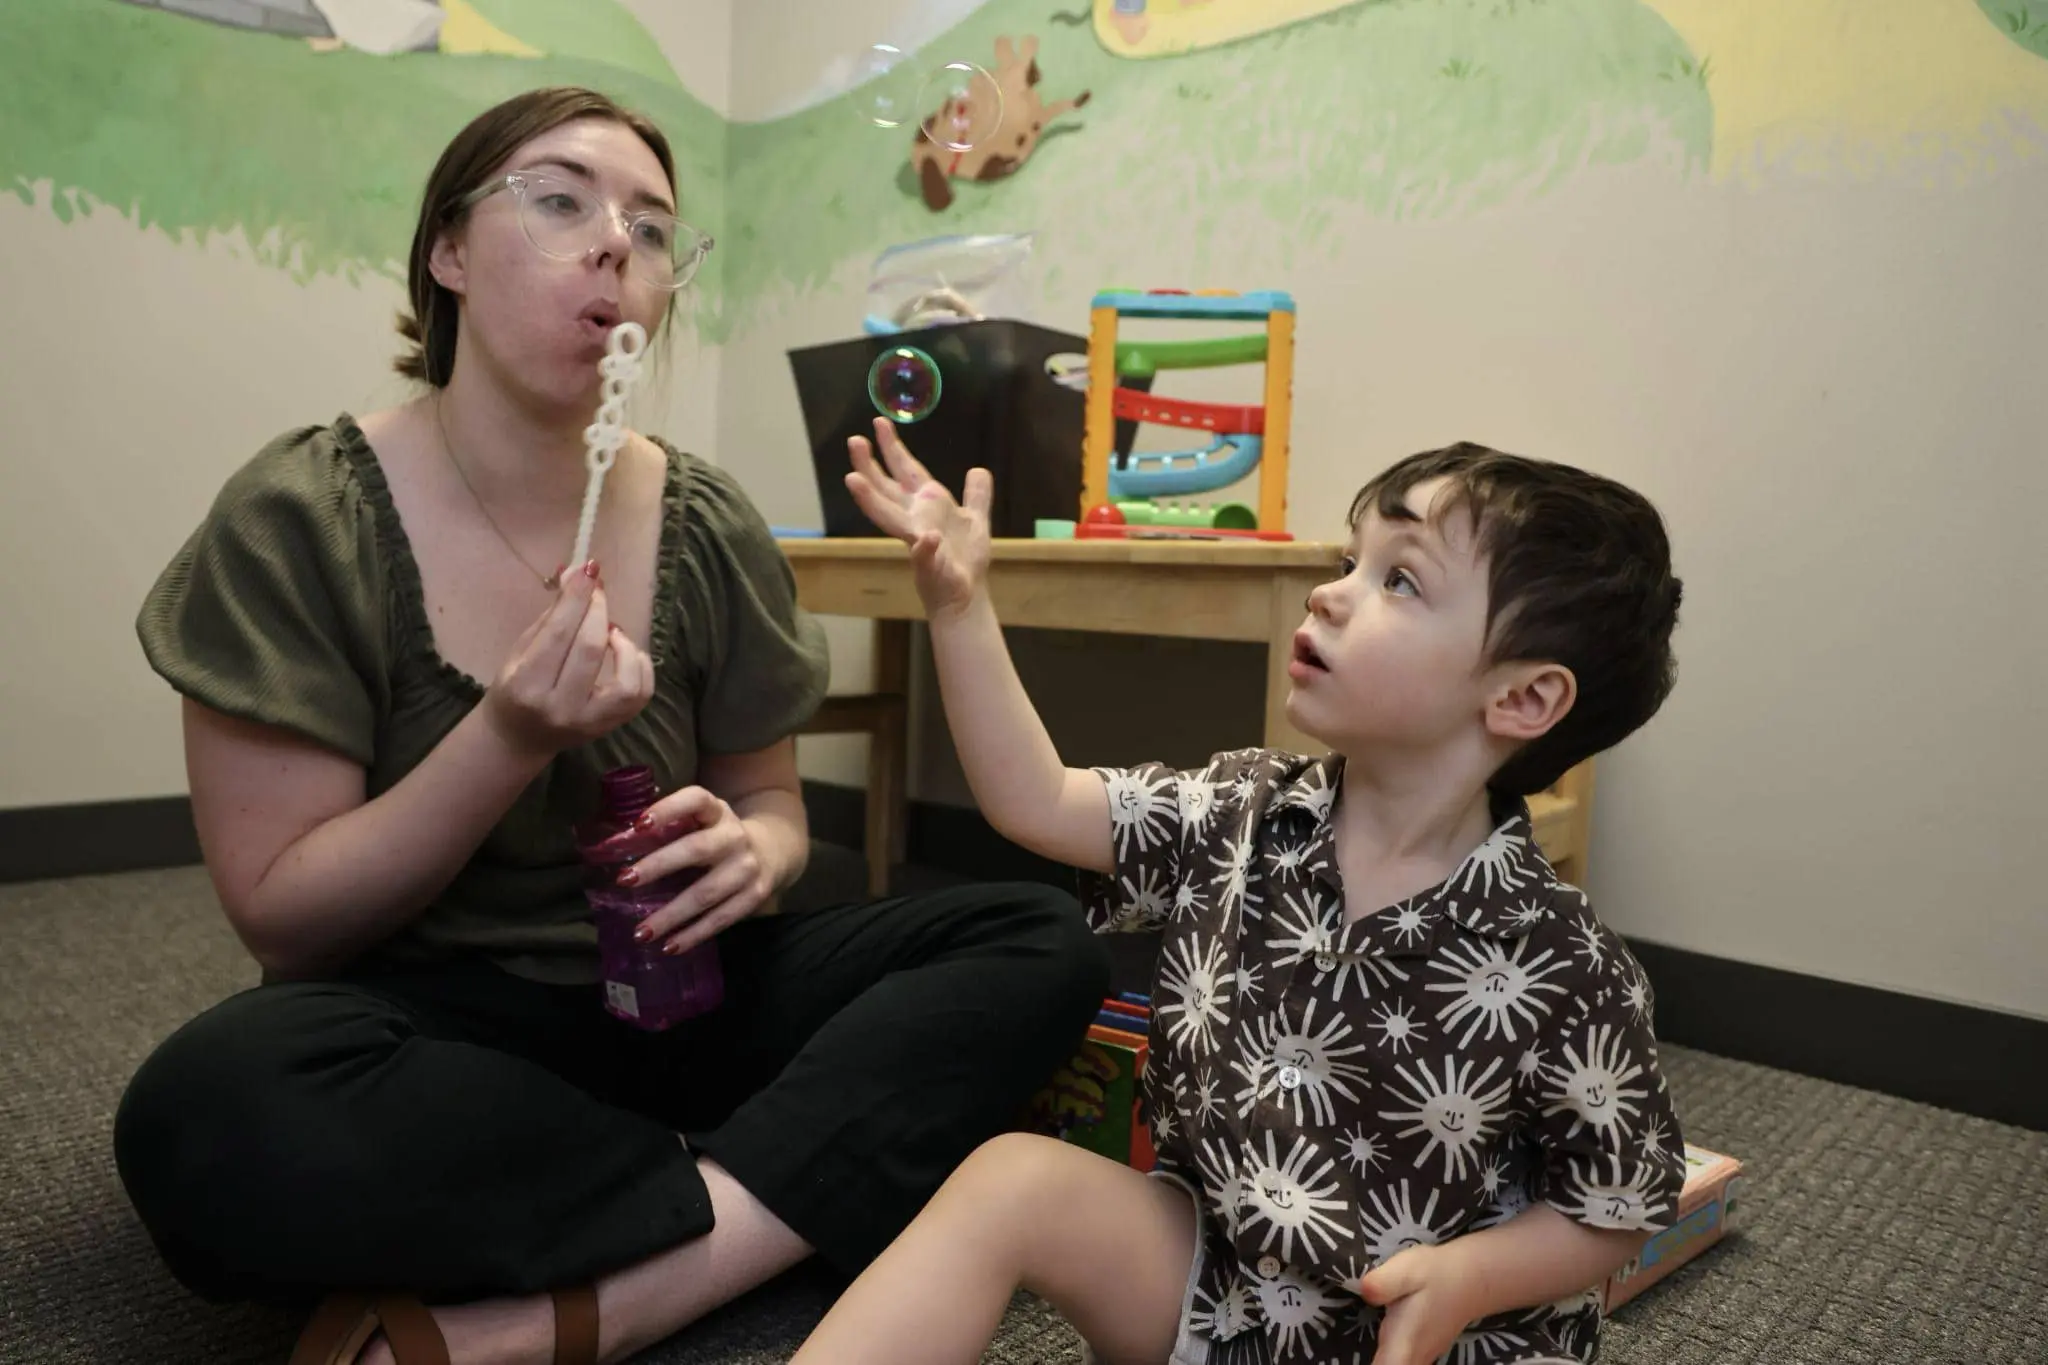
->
<box><xmin>789</xmin><ymin>319</ymin><xmax>1106</xmax><ymax>538</ymax></box>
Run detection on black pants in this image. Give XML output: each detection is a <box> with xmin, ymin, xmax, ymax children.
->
<box><xmin>112</xmin><ymin>882</ymin><xmax>1109</xmax><ymax>1307</ymax></box>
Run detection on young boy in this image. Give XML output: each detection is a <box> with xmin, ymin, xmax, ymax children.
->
<box><xmin>790</xmin><ymin>423</ymin><xmax>1689</xmax><ymax>1365</ymax></box>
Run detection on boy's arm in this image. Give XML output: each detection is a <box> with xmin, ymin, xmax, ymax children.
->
<box><xmin>925</xmin><ymin>590</ymin><xmax>1113</xmax><ymax>874</ymax></box>
<box><xmin>843</xmin><ymin>419</ymin><xmax>1113</xmax><ymax>874</ymax></box>
<box><xmin>1360</xmin><ymin>1206</ymin><xmax>1643</xmax><ymax>1365</ymax></box>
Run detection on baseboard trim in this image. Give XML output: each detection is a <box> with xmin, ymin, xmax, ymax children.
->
<box><xmin>802</xmin><ymin>779</ymin><xmax>2048</xmax><ymax>1133</ymax></box>
<box><xmin>0</xmin><ymin>795</ymin><xmax>202</xmax><ymax>884</ymax></box>
<box><xmin>11</xmin><ymin>785</ymin><xmax>2040</xmax><ymax>1131</ymax></box>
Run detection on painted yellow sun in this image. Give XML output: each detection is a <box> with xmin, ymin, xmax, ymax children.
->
<box><xmin>1641</xmin><ymin>0</ymin><xmax>2048</xmax><ymax>182</ymax></box>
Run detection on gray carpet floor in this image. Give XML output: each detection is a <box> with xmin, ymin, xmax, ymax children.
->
<box><xmin>3</xmin><ymin>858</ymin><xmax>2045</xmax><ymax>1364</ymax></box>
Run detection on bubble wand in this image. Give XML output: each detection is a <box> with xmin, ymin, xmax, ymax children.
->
<box><xmin>570</xmin><ymin>321</ymin><xmax>649</xmax><ymax>573</ymax></box>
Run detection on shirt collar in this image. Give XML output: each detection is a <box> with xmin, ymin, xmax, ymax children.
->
<box><xmin>1269</xmin><ymin>755</ymin><xmax>1560</xmax><ymax>950</ymax></box>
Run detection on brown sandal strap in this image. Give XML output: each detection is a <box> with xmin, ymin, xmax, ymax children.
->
<box><xmin>552</xmin><ymin>1285</ymin><xmax>601</xmax><ymax>1365</ymax></box>
<box><xmin>289</xmin><ymin>1293</ymin><xmax>379</xmax><ymax>1365</ymax></box>
<box><xmin>374</xmin><ymin>1294</ymin><xmax>451</xmax><ymax>1365</ymax></box>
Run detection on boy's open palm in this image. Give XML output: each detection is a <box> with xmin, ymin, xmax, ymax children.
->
<box><xmin>846</xmin><ymin>416</ymin><xmax>991</xmax><ymax>620</ymax></box>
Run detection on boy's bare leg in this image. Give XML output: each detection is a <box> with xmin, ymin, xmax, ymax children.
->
<box><xmin>789</xmin><ymin>1134</ymin><xmax>1198</xmax><ymax>1365</ymax></box>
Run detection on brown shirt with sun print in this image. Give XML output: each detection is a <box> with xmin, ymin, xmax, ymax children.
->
<box><xmin>1081</xmin><ymin>747</ymin><xmax>1688</xmax><ymax>1365</ymax></box>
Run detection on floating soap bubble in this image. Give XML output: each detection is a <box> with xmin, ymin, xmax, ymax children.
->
<box><xmin>857</xmin><ymin>43</ymin><xmax>919</xmax><ymax>128</ymax></box>
<box><xmin>915</xmin><ymin>61</ymin><xmax>1004</xmax><ymax>152</ymax></box>
<box><xmin>868</xmin><ymin>346</ymin><xmax>942</xmax><ymax>423</ymax></box>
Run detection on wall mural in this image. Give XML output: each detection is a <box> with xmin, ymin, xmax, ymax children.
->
<box><xmin>6</xmin><ymin>0</ymin><xmax>2048</xmax><ymax>342</ymax></box>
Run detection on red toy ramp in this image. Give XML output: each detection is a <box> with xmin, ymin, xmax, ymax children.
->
<box><xmin>1111</xmin><ymin>388</ymin><xmax>1266</xmax><ymax>435</ymax></box>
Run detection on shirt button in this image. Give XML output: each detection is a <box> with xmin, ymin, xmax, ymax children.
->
<box><xmin>1257</xmin><ymin>1255</ymin><xmax>1282</xmax><ymax>1278</ymax></box>
<box><xmin>1314</xmin><ymin>952</ymin><xmax>1337</xmax><ymax>972</ymax></box>
<box><xmin>1277</xmin><ymin>1064</ymin><xmax>1303</xmax><ymax>1090</ymax></box>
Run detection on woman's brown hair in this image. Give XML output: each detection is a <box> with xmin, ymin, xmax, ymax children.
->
<box><xmin>395</xmin><ymin>86</ymin><xmax>677</xmax><ymax>387</ymax></box>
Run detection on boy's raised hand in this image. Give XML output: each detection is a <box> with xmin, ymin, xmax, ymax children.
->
<box><xmin>846</xmin><ymin>416</ymin><xmax>993</xmax><ymax>622</ymax></box>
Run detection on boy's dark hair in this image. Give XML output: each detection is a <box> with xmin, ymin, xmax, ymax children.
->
<box><xmin>1348</xmin><ymin>441</ymin><xmax>1682</xmax><ymax>796</ymax></box>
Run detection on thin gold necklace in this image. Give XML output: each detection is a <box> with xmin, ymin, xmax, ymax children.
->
<box><xmin>435</xmin><ymin>394</ymin><xmax>564</xmax><ymax>591</ymax></box>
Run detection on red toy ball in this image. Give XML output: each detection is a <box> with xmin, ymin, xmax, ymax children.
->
<box><xmin>1082</xmin><ymin>503</ymin><xmax>1126</xmax><ymax>526</ymax></box>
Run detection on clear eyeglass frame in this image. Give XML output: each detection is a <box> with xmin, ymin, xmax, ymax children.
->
<box><xmin>458</xmin><ymin>171</ymin><xmax>713</xmax><ymax>292</ymax></box>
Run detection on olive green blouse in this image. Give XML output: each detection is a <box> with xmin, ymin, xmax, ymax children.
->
<box><xmin>137</xmin><ymin>416</ymin><xmax>831</xmax><ymax>985</ymax></box>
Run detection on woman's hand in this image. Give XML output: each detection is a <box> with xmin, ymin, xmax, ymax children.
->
<box><xmin>481</xmin><ymin>561</ymin><xmax>656</xmax><ymax>758</ymax></box>
<box><xmin>846</xmin><ymin>416</ymin><xmax>992</xmax><ymax>623</ymax></box>
<box><xmin>615</xmin><ymin>786</ymin><xmax>776</xmax><ymax>955</ymax></box>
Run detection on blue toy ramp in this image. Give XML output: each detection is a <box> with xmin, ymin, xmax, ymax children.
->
<box><xmin>1093</xmin><ymin>290</ymin><xmax>1296</xmax><ymax>320</ymax></box>
<box><xmin>1109</xmin><ymin>434</ymin><xmax>1264</xmax><ymax>499</ymax></box>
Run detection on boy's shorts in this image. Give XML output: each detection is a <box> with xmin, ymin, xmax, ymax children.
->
<box><xmin>1080</xmin><ymin>1171</ymin><xmax>1588</xmax><ymax>1365</ymax></box>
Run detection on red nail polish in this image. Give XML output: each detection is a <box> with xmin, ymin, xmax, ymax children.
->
<box><xmin>634</xmin><ymin>812</ymin><xmax>656</xmax><ymax>831</ymax></box>
<box><xmin>662</xmin><ymin>940</ymin><xmax>683</xmax><ymax>956</ymax></box>
<box><xmin>584</xmin><ymin>560</ymin><xmax>601</xmax><ymax>579</ymax></box>
<box><xmin>616</xmin><ymin>867</ymin><xmax>639</xmax><ymax>887</ymax></box>
<box><xmin>632</xmin><ymin>923</ymin><xmax>654</xmax><ymax>943</ymax></box>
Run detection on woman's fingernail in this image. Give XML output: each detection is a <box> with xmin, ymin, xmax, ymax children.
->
<box><xmin>616</xmin><ymin>867</ymin><xmax>640</xmax><ymax>887</ymax></box>
<box><xmin>634</xmin><ymin>812</ymin><xmax>656</xmax><ymax>831</ymax></box>
<box><xmin>632</xmin><ymin>923</ymin><xmax>654</xmax><ymax>942</ymax></box>
<box><xmin>584</xmin><ymin>560</ymin><xmax>601</xmax><ymax>580</ymax></box>
<box><xmin>662</xmin><ymin>940</ymin><xmax>684</xmax><ymax>955</ymax></box>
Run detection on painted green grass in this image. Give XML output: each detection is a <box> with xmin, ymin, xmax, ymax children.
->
<box><xmin>722</xmin><ymin>0</ymin><xmax>1710</xmax><ymax>333</ymax></box>
<box><xmin>1981</xmin><ymin>0</ymin><xmax>2048</xmax><ymax>58</ymax></box>
<box><xmin>0</xmin><ymin>1</ymin><xmax>725</xmax><ymax>304</ymax></box>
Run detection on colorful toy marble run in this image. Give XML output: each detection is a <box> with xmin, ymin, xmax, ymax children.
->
<box><xmin>1073</xmin><ymin>288</ymin><xmax>1296</xmax><ymax>541</ymax></box>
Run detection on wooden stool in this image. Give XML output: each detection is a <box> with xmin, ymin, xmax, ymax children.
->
<box><xmin>796</xmin><ymin>621</ymin><xmax>910</xmax><ymax>896</ymax></box>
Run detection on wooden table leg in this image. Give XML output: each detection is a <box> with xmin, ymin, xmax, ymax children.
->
<box><xmin>864</xmin><ymin>619</ymin><xmax>913</xmax><ymax>895</ymax></box>
<box><xmin>1262</xmin><ymin>572</ymin><xmax>1325</xmax><ymax>755</ymax></box>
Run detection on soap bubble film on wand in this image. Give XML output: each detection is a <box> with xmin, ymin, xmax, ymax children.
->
<box><xmin>572</xmin><ymin>321</ymin><xmax>649</xmax><ymax>573</ymax></box>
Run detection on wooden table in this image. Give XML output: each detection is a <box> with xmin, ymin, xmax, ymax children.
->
<box><xmin>778</xmin><ymin>536</ymin><xmax>1592</xmax><ymax>889</ymax></box>
<box><xmin>781</xmin><ymin>536</ymin><xmax>1344</xmax><ymax>753</ymax></box>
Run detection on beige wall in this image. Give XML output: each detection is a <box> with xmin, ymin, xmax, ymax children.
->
<box><xmin>726</xmin><ymin>17</ymin><xmax>2044</xmax><ymax>1021</ymax></box>
<box><xmin>4</xmin><ymin>3</ymin><xmax>2039</xmax><ymax>1027</ymax></box>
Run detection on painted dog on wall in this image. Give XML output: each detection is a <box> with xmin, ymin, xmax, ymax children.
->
<box><xmin>913</xmin><ymin>35</ymin><xmax>1090</xmax><ymax>211</ymax></box>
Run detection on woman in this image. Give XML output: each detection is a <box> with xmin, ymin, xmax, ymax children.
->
<box><xmin>114</xmin><ymin>86</ymin><xmax>1109</xmax><ymax>1365</ymax></box>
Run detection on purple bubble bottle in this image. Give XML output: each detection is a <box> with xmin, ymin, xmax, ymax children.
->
<box><xmin>574</xmin><ymin>765</ymin><xmax>725</xmax><ymax>1030</ymax></box>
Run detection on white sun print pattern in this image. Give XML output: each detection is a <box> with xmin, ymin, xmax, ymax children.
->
<box><xmin>1339</xmin><ymin>1124</ymin><xmax>1388</xmax><ymax>1176</ymax></box>
<box><xmin>1098</xmin><ymin>767</ymin><xmax>1179</xmax><ymax>861</ymax></box>
<box><xmin>1554</xmin><ymin>1151</ymin><xmax>1674</xmax><ymax>1230</ymax></box>
<box><xmin>1357</xmin><ymin>1180</ymin><xmax>1459</xmax><ymax>1264</ymax></box>
<box><xmin>1157</xmin><ymin>934</ymin><xmax>1235</xmax><ymax>1058</ymax></box>
<box><xmin>1187</xmin><ymin>1277</ymin><xmax>1260</xmax><ymax>1345</ymax></box>
<box><xmin>1386</xmin><ymin>897</ymin><xmax>1435</xmax><ymax>948</ymax></box>
<box><xmin>1207</xmin><ymin>823</ymin><xmax>1266</xmax><ymax>927</ymax></box>
<box><xmin>1250</xmin><ymin>1262</ymin><xmax>1348</xmax><ymax>1359</ymax></box>
<box><xmin>1453</xmin><ymin>824</ymin><xmax>1534</xmax><ymax>898</ymax></box>
<box><xmin>1425</xmin><ymin>936</ymin><xmax>1575</xmax><ymax>1048</ymax></box>
<box><xmin>1569</xmin><ymin>912</ymin><xmax>1606</xmax><ymax>971</ymax></box>
<box><xmin>1178</xmin><ymin>773</ymin><xmax>1225</xmax><ymax>843</ymax></box>
<box><xmin>1378</xmin><ymin>1054</ymin><xmax>1515</xmax><ymax>1181</ymax></box>
<box><xmin>1444</xmin><ymin>1328</ymin><xmax>1533</xmax><ymax>1364</ymax></box>
<box><xmin>1620</xmin><ymin>963</ymin><xmax>1653</xmax><ymax>1024</ymax></box>
<box><xmin>1368</xmin><ymin>1000</ymin><xmax>1427</xmax><ymax>1055</ymax></box>
<box><xmin>1194</xmin><ymin>1067</ymin><xmax>1226</xmax><ymax>1124</ymax></box>
<box><xmin>1230</xmin><ymin>1000</ymin><xmax>1372</xmax><ymax>1127</ymax></box>
<box><xmin>1238</xmin><ymin>1131</ymin><xmax>1354</xmax><ymax>1263</ymax></box>
<box><xmin>1541</xmin><ymin>1022</ymin><xmax>1650</xmax><ymax>1145</ymax></box>
<box><xmin>1072</xmin><ymin>750</ymin><xmax>1687</xmax><ymax>1365</ymax></box>
<box><xmin>1107</xmin><ymin>862</ymin><xmax>1174</xmax><ymax>933</ymax></box>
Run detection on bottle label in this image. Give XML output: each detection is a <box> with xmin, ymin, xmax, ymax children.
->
<box><xmin>606</xmin><ymin>980</ymin><xmax>641</xmax><ymax>1019</ymax></box>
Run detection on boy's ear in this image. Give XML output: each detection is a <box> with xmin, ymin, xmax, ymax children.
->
<box><xmin>1485</xmin><ymin>661</ymin><xmax>1575</xmax><ymax>743</ymax></box>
